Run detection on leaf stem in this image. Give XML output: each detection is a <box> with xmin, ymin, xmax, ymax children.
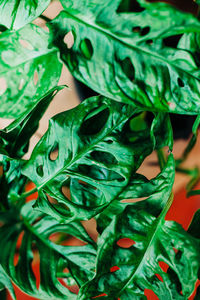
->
<box><xmin>39</xmin><ymin>14</ymin><xmax>52</xmax><ymax>22</ymax></box>
<box><xmin>156</xmin><ymin>148</ymin><xmax>166</xmax><ymax>171</ymax></box>
<box><xmin>19</xmin><ymin>187</ymin><xmax>38</xmax><ymax>200</ymax></box>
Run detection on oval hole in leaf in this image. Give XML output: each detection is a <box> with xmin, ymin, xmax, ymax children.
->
<box><xmin>91</xmin><ymin>151</ymin><xmax>118</xmax><ymax>165</ymax></box>
<box><xmin>34</xmin><ymin>70</ymin><xmax>39</xmax><ymax>85</ymax></box>
<box><xmin>105</xmin><ymin>139</ymin><xmax>113</xmax><ymax>144</ymax></box>
<box><xmin>121</xmin><ymin>196</ymin><xmax>148</xmax><ymax>203</ymax></box>
<box><xmin>0</xmin><ymin>77</ymin><xmax>7</xmax><ymax>95</ymax></box>
<box><xmin>18</xmin><ymin>78</ymin><xmax>24</xmax><ymax>91</ymax></box>
<box><xmin>92</xmin><ymin>293</ymin><xmax>108</xmax><ymax>299</ymax></box>
<box><xmin>121</xmin><ymin>57</ymin><xmax>135</xmax><ymax>82</ymax></box>
<box><xmin>110</xmin><ymin>266</ymin><xmax>120</xmax><ymax>273</ymax></box>
<box><xmin>144</xmin><ymin>289</ymin><xmax>159</xmax><ymax>300</ymax></box>
<box><xmin>158</xmin><ymin>261</ymin><xmax>169</xmax><ymax>273</ymax></box>
<box><xmin>61</xmin><ymin>184</ymin><xmax>71</xmax><ymax>200</ymax></box>
<box><xmin>36</xmin><ymin>165</ymin><xmax>44</xmax><ymax>177</ymax></box>
<box><xmin>19</xmin><ymin>39</ymin><xmax>34</xmax><ymax>50</ymax></box>
<box><xmin>117</xmin><ymin>238</ymin><xmax>135</xmax><ymax>248</ymax></box>
<box><xmin>80</xmin><ymin>107</ymin><xmax>109</xmax><ymax>135</ymax></box>
<box><xmin>117</xmin><ymin>0</ymin><xmax>145</xmax><ymax>13</ymax></box>
<box><xmin>155</xmin><ymin>273</ymin><xmax>163</xmax><ymax>282</ymax></box>
<box><xmin>163</xmin><ymin>35</ymin><xmax>182</xmax><ymax>48</ymax></box>
<box><xmin>80</xmin><ymin>38</ymin><xmax>93</xmax><ymax>59</ymax></box>
<box><xmin>140</xmin><ymin>26</ymin><xmax>150</xmax><ymax>36</ymax></box>
<box><xmin>61</xmin><ymin>235</ymin><xmax>87</xmax><ymax>246</ymax></box>
<box><xmin>177</xmin><ymin>77</ymin><xmax>184</xmax><ymax>87</ymax></box>
<box><xmin>132</xmin><ymin>26</ymin><xmax>141</xmax><ymax>33</ymax></box>
<box><xmin>64</xmin><ymin>31</ymin><xmax>74</xmax><ymax>49</ymax></box>
<box><xmin>31</xmin><ymin>242</ymin><xmax>40</xmax><ymax>290</ymax></box>
<box><xmin>49</xmin><ymin>143</ymin><xmax>59</xmax><ymax>161</ymax></box>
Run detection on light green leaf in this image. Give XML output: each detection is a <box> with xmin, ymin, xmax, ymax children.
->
<box><xmin>0</xmin><ymin>201</ymin><xmax>96</xmax><ymax>299</ymax></box>
<box><xmin>22</xmin><ymin>96</ymin><xmax>172</xmax><ymax>222</ymax></box>
<box><xmin>0</xmin><ymin>23</ymin><xmax>62</xmax><ymax>118</ymax></box>
<box><xmin>0</xmin><ymin>86</ymin><xmax>64</xmax><ymax>158</ymax></box>
<box><xmin>0</xmin><ymin>0</ymin><xmax>51</xmax><ymax>30</ymax></box>
<box><xmin>0</xmin><ymin>265</ymin><xmax>16</xmax><ymax>300</ymax></box>
<box><xmin>51</xmin><ymin>0</ymin><xmax>200</xmax><ymax>114</ymax></box>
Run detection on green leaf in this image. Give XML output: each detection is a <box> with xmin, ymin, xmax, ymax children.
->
<box><xmin>0</xmin><ymin>201</ymin><xmax>96</xmax><ymax>299</ymax></box>
<box><xmin>0</xmin><ymin>265</ymin><xmax>16</xmax><ymax>300</ymax></box>
<box><xmin>22</xmin><ymin>96</ymin><xmax>171</xmax><ymax>222</ymax></box>
<box><xmin>0</xmin><ymin>86</ymin><xmax>64</xmax><ymax>158</ymax></box>
<box><xmin>0</xmin><ymin>0</ymin><xmax>51</xmax><ymax>30</ymax></box>
<box><xmin>97</xmin><ymin>153</ymin><xmax>175</xmax><ymax>233</ymax></box>
<box><xmin>0</xmin><ymin>23</ymin><xmax>62</xmax><ymax>118</ymax></box>
<box><xmin>50</xmin><ymin>0</ymin><xmax>200</xmax><ymax>114</ymax></box>
<box><xmin>79</xmin><ymin>194</ymin><xmax>200</xmax><ymax>299</ymax></box>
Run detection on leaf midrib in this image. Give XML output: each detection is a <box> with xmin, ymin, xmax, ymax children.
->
<box><xmin>63</xmin><ymin>10</ymin><xmax>200</xmax><ymax>83</ymax></box>
<box><xmin>35</xmin><ymin>108</ymin><xmax>135</xmax><ymax>191</ymax></box>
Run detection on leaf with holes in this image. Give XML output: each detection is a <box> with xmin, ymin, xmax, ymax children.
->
<box><xmin>97</xmin><ymin>153</ymin><xmax>175</xmax><ymax>233</ymax></box>
<box><xmin>0</xmin><ymin>23</ymin><xmax>62</xmax><ymax>118</ymax></box>
<box><xmin>0</xmin><ymin>201</ymin><xmax>96</xmax><ymax>299</ymax></box>
<box><xmin>0</xmin><ymin>86</ymin><xmax>64</xmax><ymax>159</ymax></box>
<box><xmin>50</xmin><ymin>0</ymin><xmax>200</xmax><ymax>114</ymax></box>
<box><xmin>78</xmin><ymin>193</ymin><xmax>200</xmax><ymax>299</ymax></box>
<box><xmin>0</xmin><ymin>0</ymin><xmax>51</xmax><ymax>30</ymax></box>
<box><xmin>22</xmin><ymin>96</ymin><xmax>172</xmax><ymax>222</ymax></box>
<box><xmin>0</xmin><ymin>264</ymin><xmax>16</xmax><ymax>300</ymax></box>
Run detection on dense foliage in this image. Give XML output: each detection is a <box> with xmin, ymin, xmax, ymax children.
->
<box><xmin>0</xmin><ymin>0</ymin><xmax>199</xmax><ymax>299</ymax></box>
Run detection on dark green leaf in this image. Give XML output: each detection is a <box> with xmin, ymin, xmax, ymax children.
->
<box><xmin>79</xmin><ymin>193</ymin><xmax>200</xmax><ymax>299</ymax></box>
<box><xmin>0</xmin><ymin>23</ymin><xmax>62</xmax><ymax>118</ymax></box>
<box><xmin>0</xmin><ymin>0</ymin><xmax>51</xmax><ymax>30</ymax></box>
<box><xmin>50</xmin><ymin>0</ymin><xmax>200</xmax><ymax>114</ymax></box>
<box><xmin>0</xmin><ymin>86</ymin><xmax>64</xmax><ymax>158</ymax></box>
<box><xmin>0</xmin><ymin>201</ymin><xmax>96</xmax><ymax>299</ymax></box>
<box><xmin>22</xmin><ymin>96</ymin><xmax>171</xmax><ymax>222</ymax></box>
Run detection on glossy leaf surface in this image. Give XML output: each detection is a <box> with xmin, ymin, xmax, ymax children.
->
<box><xmin>0</xmin><ymin>201</ymin><xmax>96</xmax><ymax>299</ymax></box>
<box><xmin>0</xmin><ymin>265</ymin><xmax>15</xmax><ymax>300</ymax></box>
<box><xmin>0</xmin><ymin>23</ymin><xmax>62</xmax><ymax>118</ymax></box>
<box><xmin>0</xmin><ymin>0</ymin><xmax>51</xmax><ymax>30</ymax></box>
<box><xmin>51</xmin><ymin>0</ymin><xmax>200</xmax><ymax>114</ymax></box>
<box><xmin>79</xmin><ymin>179</ymin><xmax>200</xmax><ymax>299</ymax></box>
<box><xmin>22</xmin><ymin>96</ymin><xmax>172</xmax><ymax>222</ymax></box>
<box><xmin>0</xmin><ymin>86</ymin><xmax>64</xmax><ymax>158</ymax></box>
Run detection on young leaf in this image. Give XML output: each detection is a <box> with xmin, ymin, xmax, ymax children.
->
<box><xmin>0</xmin><ymin>86</ymin><xmax>64</xmax><ymax>158</ymax></box>
<box><xmin>0</xmin><ymin>265</ymin><xmax>16</xmax><ymax>300</ymax></box>
<box><xmin>50</xmin><ymin>0</ymin><xmax>200</xmax><ymax>114</ymax></box>
<box><xmin>0</xmin><ymin>23</ymin><xmax>62</xmax><ymax>118</ymax></box>
<box><xmin>22</xmin><ymin>96</ymin><xmax>171</xmax><ymax>222</ymax></box>
<box><xmin>79</xmin><ymin>197</ymin><xmax>200</xmax><ymax>299</ymax></box>
<box><xmin>0</xmin><ymin>201</ymin><xmax>96</xmax><ymax>299</ymax></box>
<box><xmin>0</xmin><ymin>0</ymin><xmax>51</xmax><ymax>30</ymax></box>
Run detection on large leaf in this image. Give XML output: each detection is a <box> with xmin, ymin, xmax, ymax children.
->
<box><xmin>0</xmin><ymin>201</ymin><xmax>96</xmax><ymax>299</ymax></box>
<box><xmin>50</xmin><ymin>0</ymin><xmax>200</xmax><ymax>114</ymax></box>
<box><xmin>0</xmin><ymin>0</ymin><xmax>51</xmax><ymax>30</ymax></box>
<box><xmin>0</xmin><ymin>265</ymin><xmax>15</xmax><ymax>300</ymax></box>
<box><xmin>0</xmin><ymin>23</ymin><xmax>62</xmax><ymax>118</ymax></box>
<box><xmin>0</xmin><ymin>86</ymin><xmax>64</xmax><ymax>158</ymax></box>
<box><xmin>22</xmin><ymin>96</ymin><xmax>172</xmax><ymax>222</ymax></box>
<box><xmin>78</xmin><ymin>186</ymin><xmax>200</xmax><ymax>298</ymax></box>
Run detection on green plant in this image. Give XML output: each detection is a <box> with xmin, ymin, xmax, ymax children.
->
<box><xmin>0</xmin><ymin>0</ymin><xmax>200</xmax><ymax>299</ymax></box>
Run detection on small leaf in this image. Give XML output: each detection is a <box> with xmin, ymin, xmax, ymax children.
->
<box><xmin>0</xmin><ymin>0</ymin><xmax>51</xmax><ymax>30</ymax></box>
<box><xmin>0</xmin><ymin>23</ymin><xmax>62</xmax><ymax>118</ymax></box>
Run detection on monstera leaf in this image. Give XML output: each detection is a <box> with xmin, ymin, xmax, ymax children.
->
<box><xmin>22</xmin><ymin>96</ymin><xmax>172</xmax><ymax>222</ymax></box>
<box><xmin>0</xmin><ymin>201</ymin><xmax>96</xmax><ymax>299</ymax></box>
<box><xmin>0</xmin><ymin>23</ymin><xmax>62</xmax><ymax>118</ymax></box>
<box><xmin>0</xmin><ymin>265</ymin><xmax>15</xmax><ymax>300</ymax></box>
<box><xmin>0</xmin><ymin>0</ymin><xmax>51</xmax><ymax>30</ymax></box>
<box><xmin>50</xmin><ymin>0</ymin><xmax>200</xmax><ymax>114</ymax></box>
<box><xmin>0</xmin><ymin>86</ymin><xmax>64</xmax><ymax>158</ymax></box>
<box><xmin>78</xmin><ymin>184</ymin><xmax>200</xmax><ymax>299</ymax></box>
